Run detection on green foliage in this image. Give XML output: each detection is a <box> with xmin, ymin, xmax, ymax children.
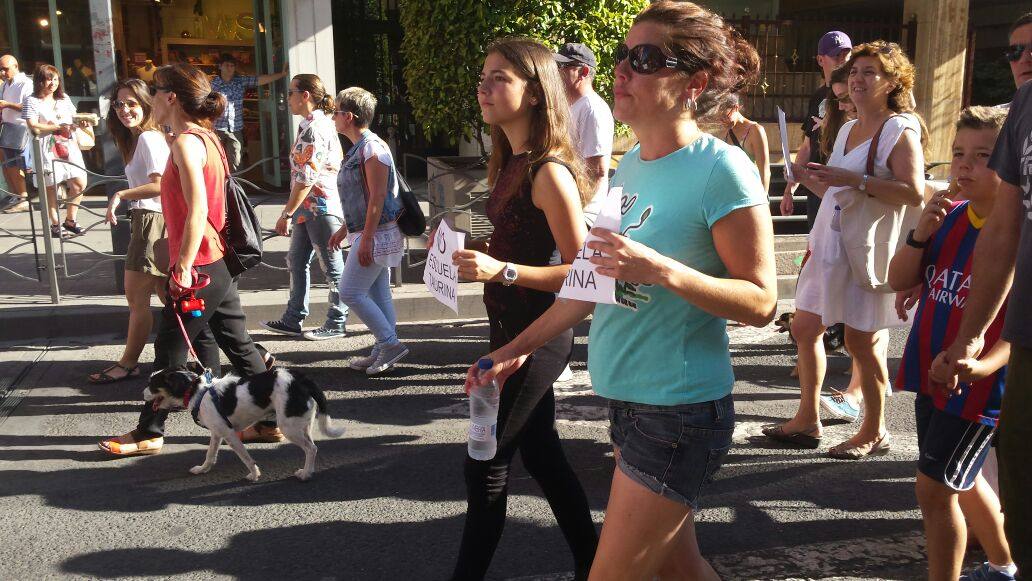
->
<box><xmin>399</xmin><ymin>0</ymin><xmax>646</xmax><ymax>152</ymax></box>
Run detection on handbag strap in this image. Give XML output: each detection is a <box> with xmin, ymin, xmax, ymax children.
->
<box><xmin>181</xmin><ymin>129</ymin><xmax>230</xmax><ymax>249</ymax></box>
<box><xmin>865</xmin><ymin>114</ymin><xmax>903</xmax><ymax>177</ymax></box>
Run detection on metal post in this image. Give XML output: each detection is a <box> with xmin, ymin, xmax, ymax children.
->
<box><xmin>31</xmin><ymin>136</ymin><xmax>60</xmax><ymax>304</ymax></box>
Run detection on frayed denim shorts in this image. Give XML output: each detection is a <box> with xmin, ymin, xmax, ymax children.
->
<box><xmin>608</xmin><ymin>394</ymin><xmax>734</xmax><ymax>509</ymax></box>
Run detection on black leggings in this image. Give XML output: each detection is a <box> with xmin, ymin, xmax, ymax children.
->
<box><xmin>451</xmin><ymin>317</ymin><xmax>598</xmax><ymax>580</ymax></box>
<box><xmin>136</xmin><ymin>259</ymin><xmax>267</xmax><ymax>437</ymax></box>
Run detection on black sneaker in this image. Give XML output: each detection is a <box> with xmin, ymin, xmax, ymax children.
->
<box><xmin>0</xmin><ymin>193</ymin><xmax>22</xmax><ymax>212</ymax></box>
<box><xmin>259</xmin><ymin>320</ymin><xmax>303</xmax><ymax>336</ymax></box>
<box><xmin>62</xmin><ymin>220</ymin><xmax>85</xmax><ymax>236</ymax></box>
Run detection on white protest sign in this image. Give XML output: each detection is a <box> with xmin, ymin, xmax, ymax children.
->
<box><xmin>423</xmin><ymin>221</ymin><xmax>465</xmax><ymax>313</ymax></box>
<box><xmin>777</xmin><ymin>107</ymin><xmax>794</xmax><ymax>183</ymax></box>
<box><xmin>557</xmin><ymin>187</ymin><xmax>621</xmax><ymax>304</ymax></box>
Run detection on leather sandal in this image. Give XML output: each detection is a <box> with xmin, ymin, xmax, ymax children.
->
<box><xmin>88</xmin><ymin>363</ymin><xmax>140</xmax><ymax>384</ymax></box>
<box><xmin>238</xmin><ymin>425</ymin><xmax>285</xmax><ymax>443</ymax></box>
<box><xmin>828</xmin><ymin>432</ymin><xmax>892</xmax><ymax>460</ymax></box>
<box><xmin>98</xmin><ymin>432</ymin><xmax>163</xmax><ymax>456</ymax></box>
<box><xmin>762</xmin><ymin>423</ymin><xmax>822</xmax><ymax>449</ymax></box>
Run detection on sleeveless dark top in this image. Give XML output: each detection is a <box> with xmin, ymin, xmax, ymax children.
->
<box><xmin>483</xmin><ymin>153</ymin><xmax>571</xmax><ymax>327</ymax></box>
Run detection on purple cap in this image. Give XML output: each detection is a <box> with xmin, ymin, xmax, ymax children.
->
<box><xmin>818</xmin><ymin>31</ymin><xmax>852</xmax><ymax>57</ymax></box>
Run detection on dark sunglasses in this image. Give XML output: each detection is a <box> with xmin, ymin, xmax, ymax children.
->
<box><xmin>1005</xmin><ymin>43</ymin><xmax>1032</xmax><ymax>62</ymax></box>
<box><xmin>614</xmin><ymin>43</ymin><xmax>698</xmax><ymax>75</ymax></box>
<box><xmin>149</xmin><ymin>84</ymin><xmax>172</xmax><ymax>96</ymax></box>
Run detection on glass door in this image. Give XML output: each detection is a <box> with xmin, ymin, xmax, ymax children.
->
<box><xmin>252</xmin><ymin>0</ymin><xmax>288</xmax><ymax>186</ymax></box>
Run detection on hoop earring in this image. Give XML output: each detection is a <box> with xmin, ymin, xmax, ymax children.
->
<box><xmin>683</xmin><ymin>97</ymin><xmax>697</xmax><ymax>113</ymax></box>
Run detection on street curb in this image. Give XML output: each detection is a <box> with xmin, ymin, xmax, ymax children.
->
<box><xmin>0</xmin><ymin>290</ymin><xmax>488</xmax><ymax>342</ymax></box>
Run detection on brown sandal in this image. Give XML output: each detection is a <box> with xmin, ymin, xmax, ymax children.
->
<box><xmin>237</xmin><ymin>425</ymin><xmax>285</xmax><ymax>443</ymax></box>
<box><xmin>98</xmin><ymin>432</ymin><xmax>163</xmax><ymax>456</ymax></box>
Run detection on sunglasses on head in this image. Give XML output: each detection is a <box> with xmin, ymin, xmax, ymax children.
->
<box><xmin>148</xmin><ymin>84</ymin><xmax>172</xmax><ymax>96</ymax></box>
<box><xmin>1005</xmin><ymin>43</ymin><xmax>1032</xmax><ymax>62</ymax></box>
<box><xmin>614</xmin><ymin>43</ymin><xmax>698</xmax><ymax>75</ymax></box>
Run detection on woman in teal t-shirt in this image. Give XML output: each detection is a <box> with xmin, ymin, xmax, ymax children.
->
<box><xmin>463</xmin><ymin>2</ymin><xmax>776</xmax><ymax>578</ymax></box>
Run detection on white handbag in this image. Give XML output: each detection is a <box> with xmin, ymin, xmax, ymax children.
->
<box><xmin>838</xmin><ymin>115</ymin><xmax>920</xmax><ymax>293</ymax></box>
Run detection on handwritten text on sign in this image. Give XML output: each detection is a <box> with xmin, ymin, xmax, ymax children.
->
<box><xmin>558</xmin><ymin>187</ymin><xmax>622</xmax><ymax>304</ymax></box>
<box><xmin>423</xmin><ymin>221</ymin><xmax>465</xmax><ymax>313</ymax></box>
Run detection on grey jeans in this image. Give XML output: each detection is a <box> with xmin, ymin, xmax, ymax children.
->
<box><xmin>216</xmin><ymin>129</ymin><xmax>244</xmax><ymax>172</ymax></box>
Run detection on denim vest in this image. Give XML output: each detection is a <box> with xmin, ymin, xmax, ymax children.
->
<box><xmin>338</xmin><ymin>130</ymin><xmax>402</xmax><ymax>232</ymax></box>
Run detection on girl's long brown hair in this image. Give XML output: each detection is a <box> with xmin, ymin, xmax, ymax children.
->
<box><xmin>106</xmin><ymin>79</ymin><xmax>160</xmax><ymax>164</ymax></box>
<box><xmin>485</xmin><ymin>37</ymin><xmax>590</xmax><ymax>206</ymax></box>
<box><xmin>153</xmin><ymin>63</ymin><xmax>226</xmax><ymax>129</ymax></box>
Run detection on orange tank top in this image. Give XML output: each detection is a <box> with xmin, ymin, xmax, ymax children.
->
<box><xmin>160</xmin><ymin>128</ymin><xmax>227</xmax><ymax>269</ymax></box>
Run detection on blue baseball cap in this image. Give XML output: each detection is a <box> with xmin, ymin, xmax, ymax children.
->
<box><xmin>818</xmin><ymin>31</ymin><xmax>852</xmax><ymax>57</ymax></box>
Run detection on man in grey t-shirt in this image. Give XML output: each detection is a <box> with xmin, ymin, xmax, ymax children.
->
<box><xmin>940</xmin><ymin>80</ymin><xmax>1032</xmax><ymax>573</ymax></box>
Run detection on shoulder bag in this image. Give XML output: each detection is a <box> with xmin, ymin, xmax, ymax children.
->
<box><xmin>837</xmin><ymin>115</ymin><xmax>920</xmax><ymax>293</ymax></box>
<box><xmin>197</xmin><ymin>130</ymin><xmax>263</xmax><ymax>276</ymax></box>
<box><xmin>358</xmin><ymin>151</ymin><xmax>426</xmax><ymax>237</ymax></box>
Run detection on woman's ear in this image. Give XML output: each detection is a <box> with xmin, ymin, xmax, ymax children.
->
<box><xmin>681</xmin><ymin>70</ymin><xmax>710</xmax><ymax>110</ymax></box>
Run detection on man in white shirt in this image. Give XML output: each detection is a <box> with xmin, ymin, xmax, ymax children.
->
<box><xmin>0</xmin><ymin>55</ymin><xmax>33</xmax><ymax>213</ymax></box>
<box><xmin>554</xmin><ymin>43</ymin><xmax>614</xmax><ymax>225</ymax></box>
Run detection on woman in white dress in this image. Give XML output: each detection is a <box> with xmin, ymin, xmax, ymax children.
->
<box><xmin>764</xmin><ymin>41</ymin><xmax>926</xmax><ymax>459</ymax></box>
<box><xmin>22</xmin><ymin>64</ymin><xmax>91</xmax><ymax>238</ymax></box>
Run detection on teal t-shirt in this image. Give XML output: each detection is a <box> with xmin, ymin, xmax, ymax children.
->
<box><xmin>588</xmin><ymin>135</ymin><xmax>766</xmax><ymax>406</ymax></box>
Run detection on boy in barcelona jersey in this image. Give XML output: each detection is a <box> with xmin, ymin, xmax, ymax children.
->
<box><xmin>888</xmin><ymin>106</ymin><xmax>1017</xmax><ymax>581</ymax></box>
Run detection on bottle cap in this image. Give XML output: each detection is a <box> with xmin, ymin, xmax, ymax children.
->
<box><xmin>477</xmin><ymin>358</ymin><xmax>493</xmax><ymax>371</ymax></box>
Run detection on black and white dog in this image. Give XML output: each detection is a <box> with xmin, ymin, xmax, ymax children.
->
<box><xmin>146</xmin><ymin>364</ymin><xmax>345</xmax><ymax>482</ymax></box>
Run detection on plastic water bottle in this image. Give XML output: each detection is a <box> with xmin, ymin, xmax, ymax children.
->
<box><xmin>468</xmin><ymin>358</ymin><xmax>500</xmax><ymax>460</ymax></box>
<box><xmin>831</xmin><ymin>205</ymin><xmax>842</xmax><ymax>232</ymax></box>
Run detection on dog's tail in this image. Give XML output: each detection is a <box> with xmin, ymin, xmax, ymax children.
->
<box><xmin>296</xmin><ymin>372</ymin><xmax>345</xmax><ymax>438</ymax></box>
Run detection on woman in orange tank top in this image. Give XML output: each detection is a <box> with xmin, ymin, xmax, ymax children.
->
<box><xmin>100</xmin><ymin>63</ymin><xmax>276</xmax><ymax>457</ymax></box>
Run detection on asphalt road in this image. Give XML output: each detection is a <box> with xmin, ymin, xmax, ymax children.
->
<box><xmin>0</xmin><ymin>316</ymin><xmax>988</xmax><ymax>580</ymax></box>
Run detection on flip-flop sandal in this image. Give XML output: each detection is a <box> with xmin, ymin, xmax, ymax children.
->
<box><xmin>98</xmin><ymin>434</ymin><xmax>163</xmax><ymax>456</ymax></box>
<box><xmin>762</xmin><ymin>423</ymin><xmax>822</xmax><ymax>449</ymax></box>
<box><xmin>88</xmin><ymin>363</ymin><xmax>140</xmax><ymax>384</ymax></box>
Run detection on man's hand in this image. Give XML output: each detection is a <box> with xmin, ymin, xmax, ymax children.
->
<box><xmin>931</xmin><ymin>336</ymin><xmax>986</xmax><ymax>395</ymax></box>
<box><xmin>895</xmin><ymin>286</ymin><xmax>921</xmax><ymax>321</ymax></box>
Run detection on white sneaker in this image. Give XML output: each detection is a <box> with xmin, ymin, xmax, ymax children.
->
<box><xmin>366</xmin><ymin>342</ymin><xmax>409</xmax><ymax>375</ymax></box>
<box><xmin>349</xmin><ymin>347</ymin><xmax>381</xmax><ymax>371</ymax></box>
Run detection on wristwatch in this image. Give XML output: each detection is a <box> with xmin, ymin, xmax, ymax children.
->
<box><xmin>280</xmin><ymin>211</ymin><xmax>293</xmax><ymax>221</ymax></box>
<box><xmin>501</xmin><ymin>263</ymin><xmax>518</xmax><ymax>286</ymax></box>
<box><xmin>858</xmin><ymin>173</ymin><xmax>870</xmax><ymax>192</ymax></box>
<box><xmin>906</xmin><ymin>229</ymin><xmax>928</xmax><ymax>249</ymax></box>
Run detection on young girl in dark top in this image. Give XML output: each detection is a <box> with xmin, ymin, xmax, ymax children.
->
<box><xmin>448</xmin><ymin>37</ymin><xmax>596</xmax><ymax>580</ymax></box>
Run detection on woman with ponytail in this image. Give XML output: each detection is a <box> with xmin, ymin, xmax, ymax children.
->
<box><xmin>100</xmin><ymin>63</ymin><xmax>277</xmax><ymax>456</ymax></box>
<box><xmin>465</xmin><ymin>3</ymin><xmax>775</xmax><ymax>578</ymax></box>
<box><xmin>260</xmin><ymin>74</ymin><xmax>348</xmax><ymax>341</ymax></box>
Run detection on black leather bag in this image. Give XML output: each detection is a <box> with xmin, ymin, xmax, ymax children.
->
<box><xmin>359</xmin><ymin>159</ymin><xmax>426</xmax><ymax>237</ymax></box>
<box><xmin>394</xmin><ymin>174</ymin><xmax>426</xmax><ymax>237</ymax></box>
<box><xmin>201</xmin><ymin>130</ymin><xmax>263</xmax><ymax>277</ymax></box>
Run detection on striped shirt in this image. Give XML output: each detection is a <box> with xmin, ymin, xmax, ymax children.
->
<box><xmin>895</xmin><ymin>201</ymin><xmax>1006</xmax><ymax>426</ymax></box>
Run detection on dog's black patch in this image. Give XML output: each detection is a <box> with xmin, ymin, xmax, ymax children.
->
<box><xmin>216</xmin><ymin>381</ymin><xmax>238</xmax><ymax>418</ymax></box>
<box><xmin>284</xmin><ymin>370</ymin><xmax>319</xmax><ymax>418</ymax></box>
<box><xmin>245</xmin><ymin>370</ymin><xmax>276</xmax><ymax>409</ymax></box>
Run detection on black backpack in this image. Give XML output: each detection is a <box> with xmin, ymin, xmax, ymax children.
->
<box><xmin>201</xmin><ymin>131</ymin><xmax>263</xmax><ymax>277</ymax></box>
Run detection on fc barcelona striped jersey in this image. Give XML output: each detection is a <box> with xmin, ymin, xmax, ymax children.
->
<box><xmin>896</xmin><ymin>201</ymin><xmax>1006</xmax><ymax>426</ymax></box>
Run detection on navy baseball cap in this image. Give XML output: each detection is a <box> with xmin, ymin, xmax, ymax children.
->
<box><xmin>554</xmin><ymin>43</ymin><xmax>598</xmax><ymax>69</ymax></box>
<box><xmin>818</xmin><ymin>31</ymin><xmax>852</xmax><ymax>57</ymax></box>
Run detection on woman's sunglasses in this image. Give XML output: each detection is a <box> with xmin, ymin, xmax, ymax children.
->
<box><xmin>614</xmin><ymin>43</ymin><xmax>697</xmax><ymax>75</ymax></box>
<box><xmin>112</xmin><ymin>100</ymin><xmax>141</xmax><ymax>110</ymax></box>
<box><xmin>1005</xmin><ymin>43</ymin><xmax>1031</xmax><ymax>62</ymax></box>
<box><xmin>148</xmin><ymin>84</ymin><xmax>172</xmax><ymax>96</ymax></box>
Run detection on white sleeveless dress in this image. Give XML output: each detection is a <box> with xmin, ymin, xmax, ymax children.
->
<box><xmin>794</xmin><ymin>114</ymin><xmax>924</xmax><ymax>332</ymax></box>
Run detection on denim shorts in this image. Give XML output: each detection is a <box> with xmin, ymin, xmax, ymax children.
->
<box><xmin>0</xmin><ymin>146</ymin><xmax>26</xmax><ymax>170</ymax></box>
<box><xmin>608</xmin><ymin>394</ymin><xmax>734</xmax><ymax>509</ymax></box>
